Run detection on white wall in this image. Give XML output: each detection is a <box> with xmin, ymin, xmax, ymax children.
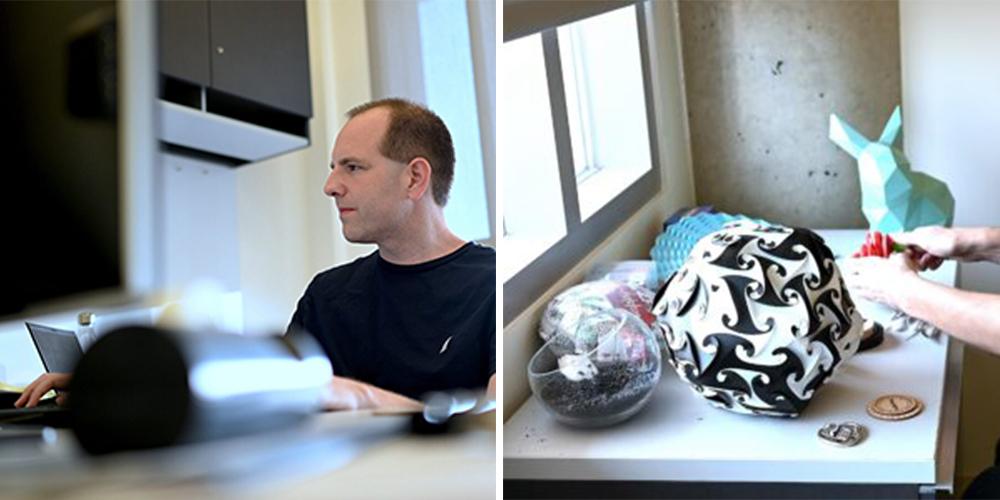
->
<box><xmin>366</xmin><ymin>0</ymin><xmax>495</xmax><ymax>245</ymax></box>
<box><xmin>899</xmin><ymin>0</ymin><xmax>1000</xmax><ymax>490</ymax></box>
<box><xmin>161</xmin><ymin>153</ymin><xmax>241</xmax><ymax>292</ymax></box>
<box><xmin>502</xmin><ymin>0</ymin><xmax>696</xmax><ymax>420</ymax></box>
<box><xmin>468</xmin><ymin>0</ymin><xmax>497</xmax><ymax>249</ymax></box>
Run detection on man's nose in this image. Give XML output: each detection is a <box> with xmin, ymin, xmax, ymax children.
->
<box><xmin>324</xmin><ymin>171</ymin><xmax>344</xmax><ymax>198</ymax></box>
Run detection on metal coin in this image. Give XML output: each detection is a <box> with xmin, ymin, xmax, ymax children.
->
<box><xmin>818</xmin><ymin>421</ymin><xmax>866</xmax><ymax>447</ymax></box>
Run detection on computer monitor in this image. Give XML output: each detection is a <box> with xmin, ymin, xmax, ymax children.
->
<box><xmin>0</xmin><ymin>1</ymin><xmax>157</xmax><ymax>319</ymax></box>
<box><xmin>25</xmin><ymin>322</ymin><xmax>83</xmax><ymax>373</ymax></box>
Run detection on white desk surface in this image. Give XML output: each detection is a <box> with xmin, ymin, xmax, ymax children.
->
<box><xmin>504</xmin><ymin>229</ymin><xmax>962</xmax><ymax>490</ymax></box>
<box><xmin>0</xmin><ymin>410</ymin><xmax>496</xmax><ymax>499</ymax></box>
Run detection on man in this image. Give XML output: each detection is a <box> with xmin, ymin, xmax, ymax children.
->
<box><xmin>16</xmin><ymin>99</ymin><xmax>497</xmax><ymax>412</ymax></box>
<box><xmin>286</xmin><ymin>98</ymin><xmax>496</xmax><ymax>411</ymax></box>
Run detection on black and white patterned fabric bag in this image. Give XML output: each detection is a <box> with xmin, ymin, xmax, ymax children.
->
<box><xmin>652</xmin><ymin>221</ymin><xmax>863</xmax><ymax>417</ymax></box>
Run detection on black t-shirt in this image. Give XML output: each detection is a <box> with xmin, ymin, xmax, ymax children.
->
<box><xmin>286</xmin><ymin>242</ymin><xmax>495</xmax><ymax>400</ymax></box>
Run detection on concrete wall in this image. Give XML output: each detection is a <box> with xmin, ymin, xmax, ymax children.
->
<box><xmin>502</xmin><ymin>0</ymin><xmax>696</xmax><ymax>420</ymax></box>
<box><xmin>678</xmin><ymin>0</ymin><xmax>901</xmax><ymax>228</ymax></box>
<box><xmin>899</xmin><ymin>1</ymin><xmax>1000</xmax><ymax>492</ymax></box>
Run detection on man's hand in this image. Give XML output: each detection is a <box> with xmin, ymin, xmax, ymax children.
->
<box><xmin>320</xmin><ymin>376</ymin><xmax>423</xmax><ymax>412</ymax></box>
<box><xmin>14</xmin><ymin>372</ymin><xmax>71</xmax><ymax>408</ymax></box>
<box><xmin>892</xmin><ymin>226</ymin><xmax>981</xmax><ymax>269</ymax></box>
<box><xmin>901</xmin><ymin>246</ymin><xmax>945</xmax><ymax>272</ymax></box>
<box><xmin>843</xmin><ymin>253</ymin><xmax>922</xmax><ymax>310</ymax></box>
<box><xmin>894</xmin><ymin>226</ymin><xmax>959</xmax><ymax>256</ymax></box>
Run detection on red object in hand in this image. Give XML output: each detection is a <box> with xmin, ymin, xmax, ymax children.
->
<box><xmin>852</xmin><ymin>231</ymin><xmax>903</xmax><ymax>258</ymax></box>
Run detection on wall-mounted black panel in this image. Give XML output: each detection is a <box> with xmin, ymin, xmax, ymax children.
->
<box><xmin>208</xmin><ymin>0</ymin><xmax>312</xmax><ymax>118</ymax></box>
<box><xmin>158</xmin><ymin>0</ymin><xmax>210</xmax><ymax>87</ymax></box>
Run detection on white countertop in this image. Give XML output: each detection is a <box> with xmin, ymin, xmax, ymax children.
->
<box><xmin>0</xmin><ymin>410</ymin><xmax>496</xmax><ymax>499</ymax></box>
<box><xmin>504</xmin><ymin>229</ymin><xmax>962</xmax><ymax>488</ymax></box>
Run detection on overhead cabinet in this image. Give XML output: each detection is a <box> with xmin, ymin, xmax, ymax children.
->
<box><xmin>158</xmin><ymin>0</ymin><xmax>211</xmax><ymax>88</ymax></box>
<box><xmin>157</xmin><ymin>0</ymin><xmax>312</xmax><ymax>164</ymax></box>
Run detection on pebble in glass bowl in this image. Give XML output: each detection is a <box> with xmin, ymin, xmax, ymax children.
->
<box><xmin>528</xmin><ymin>309</ymin><xmax>661</xmax><ymax>427</ymax></box>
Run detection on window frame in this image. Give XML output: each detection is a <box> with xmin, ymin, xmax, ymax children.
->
<box><xmin>502</xmin><ymin>3</ymin><xmax>660</xmax><ymax>325</ymax></box>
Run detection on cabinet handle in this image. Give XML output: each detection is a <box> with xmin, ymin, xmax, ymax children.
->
<box><xmin>216</xmin><ymin>46</ymin><xmax>225</xmax><ymax>54</ymax></box>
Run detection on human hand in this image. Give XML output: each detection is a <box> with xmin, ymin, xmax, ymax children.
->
<box><xmin>320</xmin><ymin>376</ymin><xmax>422</xmax><ymax>412</ymax></box>
<box><xmin>892</xmin><ymin>226</ymin><xmax>960</xmax><ymax>269</ymax></box>
<box><xmin>14</xmin><ymin>372</ymin><xmax>71</xmax><ymax>408</ymax></box>
<box><xmin>842</xmin><ymin>253</ymin><xmax>922</xmax><ymax>310</ymax></box>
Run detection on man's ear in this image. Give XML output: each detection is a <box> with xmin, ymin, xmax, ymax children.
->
<box><xmin>405</xmin><ymin>157</ymin><xmax>432</xmax><ymax>201</ymax></box>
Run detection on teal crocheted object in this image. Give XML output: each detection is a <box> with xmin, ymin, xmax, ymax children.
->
<box><xmin>649</xmin><ymin>212</ymin><xmax>769</xmax><ymax>288</ymax></box>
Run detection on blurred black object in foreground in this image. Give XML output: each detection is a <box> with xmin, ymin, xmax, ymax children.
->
<box><xmin>70</xmin><ymin>326</ymin><xmax>332</xmax><ymax>455</ymax></box>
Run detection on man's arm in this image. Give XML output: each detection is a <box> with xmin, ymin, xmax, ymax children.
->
<box><xmin>952</xmin><ymin>227</ymin><xmax>1000</xmax><ymax>263</ymax></box>
<box><xmin>322</xmin><ymin>376</ymin><xmax>423</xmax><ymax>411</ymax></box>
<box><xmin>287</xmin><ymin>325</ymin><xmax>423</xmax><ymax>411</ymax></box>
<box><xmin>323</xmin><ymin>373</ymin><xmax>496</xmax><ymax>414</ymax></box>
<box><xmin>895</xmin><ymin>226</ymin><xmax>1000</xmax><ymax>266</ymax></box>
<box><xmin>896</xmin><ymin>278</ymin><xmax>1000</xmax><ymax>356</ymax></box>
<box><xmin>845</xmin><ymin>253</ymin><xmax>1000</xmax><ymax>356</ymax></box>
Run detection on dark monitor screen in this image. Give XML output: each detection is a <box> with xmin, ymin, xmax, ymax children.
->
<box><xmin>0</xmin><ymin>1</ymin><xmax>121</xmax><ymax>317</ymax></box>
<box><xmin>25</xmin><ymin>322</ymin><xmax>83</xmax><ymax>373</ymax></box>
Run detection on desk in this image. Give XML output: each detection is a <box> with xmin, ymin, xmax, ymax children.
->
<box><xmin>0</xmin><ymin>410</ymin><xmax>496</xmax><ymax>499</ymax></box>
<box><xmin>503</xmin><ymin>230</ymin><xmax>962</xmax><ymax>498</ymax></box>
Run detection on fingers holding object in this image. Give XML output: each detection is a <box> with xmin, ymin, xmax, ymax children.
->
<box><xmin>919</xmin><ymin>253</ymin><xmax>944</xmax><ymax>270</ymax></box>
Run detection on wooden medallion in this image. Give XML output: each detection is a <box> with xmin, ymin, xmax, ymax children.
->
<box><xmin>867</xmin><ymin>394</ymin><xmax>923</xmax><ymax>421</ymax></box>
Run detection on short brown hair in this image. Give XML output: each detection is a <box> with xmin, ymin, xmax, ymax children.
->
<box><xmin>347</xmin><ymin>98</ymin><xmax>455</xmax><ymax>206</ymax></box>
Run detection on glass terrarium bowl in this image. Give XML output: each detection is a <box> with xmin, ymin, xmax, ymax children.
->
<box><xmin>528</xmin><ymin>309</ymin><xmax>661</xmax><ymax>427</ymax></box>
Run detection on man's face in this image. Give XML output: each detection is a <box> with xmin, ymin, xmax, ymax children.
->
<box><xmin>326</xmin><ymin>108</ymin><xmax>412</xmax><ymax>244</ymax></box>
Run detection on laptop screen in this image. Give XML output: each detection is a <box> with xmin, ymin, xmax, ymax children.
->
<box><xmin>25</xmin><ymin>322</ymin><xmax>83</xmax><ymax>373</ymax></box>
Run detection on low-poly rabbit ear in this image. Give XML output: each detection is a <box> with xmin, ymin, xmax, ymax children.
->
<box><xmin>829</xmin><ymin>113</ymin><xmax>869</xmax><ymax>158</ymax></box>
<box><xmin>878</xmin><ymin>106</ymin><xmax>902</xmax><ymax>146</ymax></box>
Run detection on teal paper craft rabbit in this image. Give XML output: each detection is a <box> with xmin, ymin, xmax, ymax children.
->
<box><xmin>829</xmin><ymin>106</ymin><xmax>954</xmax><ymax>233</ymax></box>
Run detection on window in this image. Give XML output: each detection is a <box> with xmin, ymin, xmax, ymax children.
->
<box><xmin>366</xmin><ymin>0</ymin><xmax>494</xmax><ymax>244</ymax></box>
<box><xmin>502</xmin><ymin>3</ymin><xmax>660</xmax><ymax>324</ymax></box>
<box><xmin>558</xmin><ymin>7</ymin><xmax>652</xmax><ymax>221</ymax></box>
<box><xmin>499</xmin><ymin>34</ymin><xmax>567</xmax><ymax>282</ymax></box>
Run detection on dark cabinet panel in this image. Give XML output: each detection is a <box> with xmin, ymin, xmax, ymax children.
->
<box><xmin>158</xmin><ymin>0</ymin><xmax>210</xmax><ymax>87</ymax></box>
<box><xmin>208</xmin><ymin>0</ymin><xmax>312</xmax><ymax>118</ymax></box>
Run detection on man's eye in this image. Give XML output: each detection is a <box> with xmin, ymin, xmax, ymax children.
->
<box><xmin>346</xmin><ymin>164</ymin><xmax>360</xmax><ymax>172</ymax></box>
